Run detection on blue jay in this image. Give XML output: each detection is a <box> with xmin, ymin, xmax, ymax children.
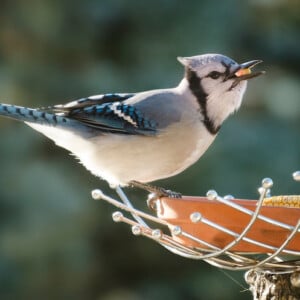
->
<box><xmin>0</xmin><ymin>54</ymin><xmax>264</xmax><ymax>197</ymax></box>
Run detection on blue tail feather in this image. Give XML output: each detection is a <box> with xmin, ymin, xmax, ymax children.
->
<box><xmin>0</xmin><ymin>103</ymin><xmax>68</xmax><ymax>126</ymax></box>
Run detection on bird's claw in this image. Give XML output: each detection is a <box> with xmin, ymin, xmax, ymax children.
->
<box><xmin>146</xmin><ymin>189</ymin><xmax>182</xmax><ymax>211</ymax></box>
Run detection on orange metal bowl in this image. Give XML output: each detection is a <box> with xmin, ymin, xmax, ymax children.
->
<box><xmin>157</xmin><ymin>196</ymin><xmax>300</xmax><ymax>253</ymax></box>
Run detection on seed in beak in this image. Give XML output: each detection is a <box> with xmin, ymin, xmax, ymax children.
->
<box><xmin>235</xmin><ymin>68</ymin><xmax>252</xmax><ymax>77</ymax></box>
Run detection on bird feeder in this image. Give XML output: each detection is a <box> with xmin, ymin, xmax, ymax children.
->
<box><xmin>92</xmin><ymin>172</ymin><xmax>300</xmax><ymax>299</ymax></box>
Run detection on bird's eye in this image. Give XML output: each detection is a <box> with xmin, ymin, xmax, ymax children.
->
<box><xmin>208</xmin><ymin>71</ymin><xmax>221</xmax><ymax>80</ymax></box>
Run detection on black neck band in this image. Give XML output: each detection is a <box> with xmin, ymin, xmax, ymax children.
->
<box><xmin>186</xmin><ymin>68</ymin><xmax>220</xmax><ymax>135</ymax></box>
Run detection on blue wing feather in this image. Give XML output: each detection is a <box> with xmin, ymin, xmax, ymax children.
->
<box><xmin>54</xmin><ymin>93</ymin><xmax>135</xmax><ymax>110</ymax></box>
<box><xmin>50</xmin><ymin>93</ymin><xmax>157</xmax><ymax>136</ymax></box>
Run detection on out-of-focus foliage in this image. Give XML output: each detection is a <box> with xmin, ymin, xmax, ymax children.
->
<box><xmin>0</xmin><ymin>1</ymin><xmax>299</xmax><ymax>299</ymax></box>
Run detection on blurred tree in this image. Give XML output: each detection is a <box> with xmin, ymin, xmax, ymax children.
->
<box><xmin>0</xmin><ymin>1</ymin><xmax>299</xmax><ymax>299</ymax></box>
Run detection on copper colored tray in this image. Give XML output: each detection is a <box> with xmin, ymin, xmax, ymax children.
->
<box><xmin>157</xmin><ymin>196</ymin><xmax>300</xmax><ymax>253</ymax></box>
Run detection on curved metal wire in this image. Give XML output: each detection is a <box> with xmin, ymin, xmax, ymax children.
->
<box><xmin>92</xmin><ymin>174</ymin><xmax>300</xmax><ymax>273</ymax></box>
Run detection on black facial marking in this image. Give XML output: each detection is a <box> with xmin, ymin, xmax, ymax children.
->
<box><xmin>185</xmin><ymin>68</ymin><xmax>220</xmax><ymax>135</ymax></box>
<box><xmin>221</xmin><ymin>61</ymin><xmax>234</xmax><ymax>81</ymax></box>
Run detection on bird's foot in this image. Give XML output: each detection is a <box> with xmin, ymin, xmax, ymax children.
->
<box><xmin>130</xmin><ymin>180</ymin><xmax>182</xmax><ymax>200</ymax></box>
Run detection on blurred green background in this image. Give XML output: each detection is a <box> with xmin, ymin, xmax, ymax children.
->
<box><xmin>0</xmin><ymin>1</ymin><xmax>299</xmax><ymax>299</ymax></box>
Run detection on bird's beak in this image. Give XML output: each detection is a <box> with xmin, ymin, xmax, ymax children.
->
<box><xmin>231</xmin><ymin>60</ymin><xmax>265</xmax><ymax>81</ymax></box>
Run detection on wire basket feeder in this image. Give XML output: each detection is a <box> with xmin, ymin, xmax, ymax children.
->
<box><xmin>92</xmin><ymin>171</ymin><xmax>300</xmax><ymax>299</ymax></box>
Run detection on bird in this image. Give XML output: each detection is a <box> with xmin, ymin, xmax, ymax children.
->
<box><xmin>0</xmin><ymin>53</ymin><xmax>264</xmax><ymax>197</ymax></box>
